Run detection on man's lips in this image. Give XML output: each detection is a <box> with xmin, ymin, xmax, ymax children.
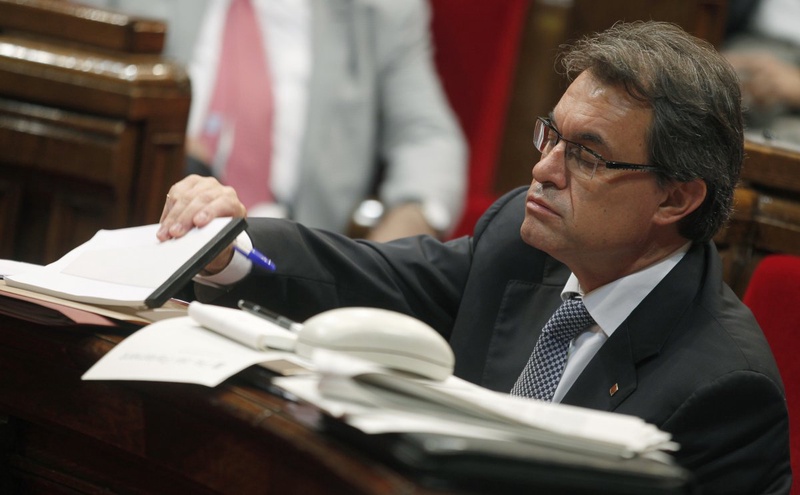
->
<box><xmin>526</xmin><ymin>193</ymin><xmax>559</xmax><ymax>216</ymax></box>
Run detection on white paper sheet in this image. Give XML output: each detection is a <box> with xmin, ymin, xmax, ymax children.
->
<box><xmin>0</xmin><ymin>260</ymin><xmax>42</xmax><ymax>277</ymax></box>
<box><xmin>82</xmin><ymin>316</ymin><xmax>309</xmax><ymax>387</ymax></box>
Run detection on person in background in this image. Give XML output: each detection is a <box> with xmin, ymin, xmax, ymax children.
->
<box><xmin>78</xmin><ymin>0</ymin><xmax>467</xmax><ymax>241</ymax></box>
<box><xmin>158</xmin><ymin>21</ymin><xmax>791</xmax><ymax>493</ymax></box>
<box><xmin>724</xmin><ymin>0</ymin><xmax>800</xmax><ymax>143</ymax></box>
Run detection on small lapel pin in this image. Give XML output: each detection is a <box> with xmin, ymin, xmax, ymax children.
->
<box><xmin>609</xmin><ymin>383</ymin><xmax>619</xmax><ymax>396</ymax></box>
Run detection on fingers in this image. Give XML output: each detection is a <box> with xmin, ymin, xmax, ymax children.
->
<box><xmin>157</xmin><ymin>175</ymin><xmax>247</xmax><ymax>241</ymax></box>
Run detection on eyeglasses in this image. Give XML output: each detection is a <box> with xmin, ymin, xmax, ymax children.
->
<box><xmin>533</xmin><ymin>117</ymin><xmax>661</xmax><ymax>180</ymax></box>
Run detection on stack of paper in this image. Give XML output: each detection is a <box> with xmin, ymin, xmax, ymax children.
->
<box><xmin>274</xmin><ymin>353</ymin><xmax>677</xmax><ymax>460</ymax></box>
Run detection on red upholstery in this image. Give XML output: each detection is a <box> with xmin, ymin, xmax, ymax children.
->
<box><xmin>428</xmin><ymin>0</ymin><xmax>530</xmax><ymax>238</ymax></box>
<box><xmin>743</xmin><ymin>254</ymin><xmax>800</xmax><ymax>494</ymax></box>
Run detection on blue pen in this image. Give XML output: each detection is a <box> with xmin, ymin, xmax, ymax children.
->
<box><xmin>234</xmin><ymin>244</ymin><xmax>277</xmax><ymax>272</ymax></box>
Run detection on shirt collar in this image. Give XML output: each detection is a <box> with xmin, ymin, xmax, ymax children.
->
<box><xmin>561</xmin><ymin>242</ymin><xmax>691</xmax><ymax>337</ymax></box>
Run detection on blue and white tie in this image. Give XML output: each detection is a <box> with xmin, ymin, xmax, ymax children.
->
<box><xmin>510</xmin><ymin>297</ymin><xmax>595</xmax><ymax>401</ymax></box>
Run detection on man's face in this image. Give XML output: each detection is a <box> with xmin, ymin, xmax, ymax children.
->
<box><xmin>520</xmin><ymin>71</ymin><xmax>669</xmax><ymax>283</ymax></box>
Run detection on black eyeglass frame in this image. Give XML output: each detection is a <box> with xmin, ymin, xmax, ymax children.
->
<box><xmin>534</xmin><ymin>117</ymin><xmax>662</xmax><ymax>175</ymax></box>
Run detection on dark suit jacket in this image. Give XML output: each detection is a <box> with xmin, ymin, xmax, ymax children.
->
<box><xmin>206</xmin><ymin>187</ymin><xmax>791</xmax><ymax>494</ymax></box>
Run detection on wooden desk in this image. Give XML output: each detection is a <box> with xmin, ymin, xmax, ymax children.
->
<box><xmin>0</xmin><ymin>313</ymin><xmax>449</xmax><ymax>495</ymax></box>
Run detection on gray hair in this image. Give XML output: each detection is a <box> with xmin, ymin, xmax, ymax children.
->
<box><xmin>560</xmin><ymin>21</ymin><xmax>743</xmax><ymax>243</ymax></box>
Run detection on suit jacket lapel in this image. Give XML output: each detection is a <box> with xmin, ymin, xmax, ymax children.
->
<box><xmin>562</xmin><ymin>242</ymin><xmax>707</xmax><ymax>411</ymax></box>
<box><xmin>479</xmin><ymin>256</ymin><xmax>570</xmax><ymax>391</ymax></box>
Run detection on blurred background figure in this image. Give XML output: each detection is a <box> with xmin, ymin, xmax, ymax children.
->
<box><xmin>78</xmin><ymin>0</ymin><xmax>467</xmax><ymax>241</ymax></box>
<box><xmin>724</xmin><ymin>0</ymin><xmax>800</xmax><ymax>144</ymax></box>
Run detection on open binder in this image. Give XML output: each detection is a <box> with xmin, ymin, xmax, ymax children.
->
<box><xmin>5</xmin><ymin>217</ymin><xmax>246</xmax><ymax>308</ymax></box>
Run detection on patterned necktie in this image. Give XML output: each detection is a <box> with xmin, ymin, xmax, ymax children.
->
<box><xmin>510</xmin><ymin>297</ymin><xmax>595</xmax><ymax>401</ymax></box>
<box><xmin>199</xmin><ymin>0</ymin><xmax>274</xmax><ymax>208</ymax></box>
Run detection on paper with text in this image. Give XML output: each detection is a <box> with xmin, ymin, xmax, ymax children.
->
<box><xmin>82</xmin><ymin>316</ymin><xmax>306</xmax><ymax>387</ymax></box>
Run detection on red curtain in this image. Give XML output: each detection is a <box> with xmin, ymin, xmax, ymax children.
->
<box><xmin>429</xmin><ymin>0</ymin><xmax>530</xmax><ymax>238</ymax></box>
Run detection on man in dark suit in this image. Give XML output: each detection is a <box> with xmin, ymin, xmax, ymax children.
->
<box><xmin>159</xmin><ymin>21</ymin><xmax>791</xmax><ymax>494</ymax></box>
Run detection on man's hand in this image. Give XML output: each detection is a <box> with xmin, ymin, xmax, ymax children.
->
<box><xmin>158</xmin><ymin>175</ymin><xmax>247</xmax><ymax>275</ymax></box>
<box><xmin>158</xmin><ymin>175</ymin><xmax>247</xmax><ymax>240</ymax></box>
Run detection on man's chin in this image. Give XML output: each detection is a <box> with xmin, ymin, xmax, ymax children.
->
<box><xmin>520</xmin><ymin>218</ymin><xmax>545</xmax><ymax>249</ymax></box>
<box><xmin>520</xmin><ymin>218</ymin><xmax>565</xmax><ymax>257</ymax></box>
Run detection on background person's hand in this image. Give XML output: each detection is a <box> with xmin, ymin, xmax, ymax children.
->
<box><xmin>726</xmin><ymin>52</ymin><xmax>800</xmax><ymax>111</ymax></box>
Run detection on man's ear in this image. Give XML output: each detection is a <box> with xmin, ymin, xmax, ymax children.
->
<box><xmin>654</xmin><ymin>178</ymin><xmax>707</xmax><ymax>226</ymax></box>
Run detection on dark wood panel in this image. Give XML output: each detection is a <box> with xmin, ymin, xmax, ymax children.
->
<box><xmin>0</xmin><ymin>178</ymin><xmax>21</xmax><ymax>259</ymax></box>
<box><xmin>0</xmin><ymin>0</ymin><xmax>190</xmax><ymax>264</ymax></box>
<box><xmin>741</xmin><ymin>141</ymin><xmax>800</xmax><ymax>194</ymax></box>
<box><xmin>0</xmin><ymin>98</ymin><xmax>136</xmax><ymax>261</ymax></box>
<box><xmin>715</xmin><ymin>141</ymin><xmax>800</xmax><ymax>297</ymax></box>
<box><xmin>0</xmin><ymin>98</ymin><xmax>131</xmax><ymax>186</ymax></box>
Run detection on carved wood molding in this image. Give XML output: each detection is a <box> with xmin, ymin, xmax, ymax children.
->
<box><xmin>0</xmin><ymin>0</ymin><xmax>166</xmax><ymax>53</ymax></box>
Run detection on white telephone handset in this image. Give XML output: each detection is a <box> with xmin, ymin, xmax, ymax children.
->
<box><xmin>296</xmin><ymin>307</ymin><xmax>455</xmax><ymax>381</ymax></box>
<box><xmin>191</xmin><ymin>302</ymin><xmax>455</xmax><ymax>381</ymax></box>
